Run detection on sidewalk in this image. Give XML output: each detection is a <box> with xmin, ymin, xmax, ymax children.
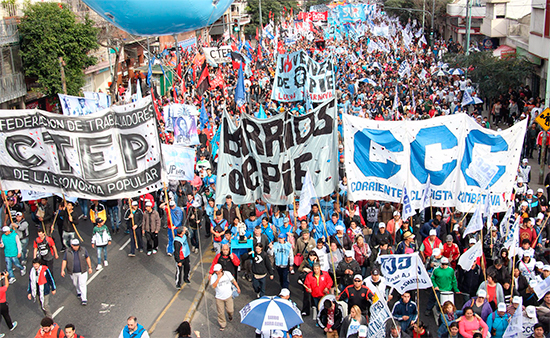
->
<box><xmin>149</xmin><ymin>246</ymin><xmax>215</xmax><ymax>337</ymax></box>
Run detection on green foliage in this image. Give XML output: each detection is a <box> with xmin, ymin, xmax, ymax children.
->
<box><xmin>444</xmin><ymin>52</ymin><xmax>534</xmax><ymax>100</ymax></box>
<box><xmin>245</xmin><ymin>0</ymin><xmax>299</xmax><ymax>36</ymax></box>
<box><xmin>18</xmin><ymin>2</ymin><xmax>99</xmax><ymax>98</ymax></box>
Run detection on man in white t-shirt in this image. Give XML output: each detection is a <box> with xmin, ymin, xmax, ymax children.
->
<box><xmin>210</xmin><ymin>263</ymin><xmax>240</xmax><ymax>331</ymax></box>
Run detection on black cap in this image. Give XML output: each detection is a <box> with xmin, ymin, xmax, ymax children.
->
<box><xmin>95</xmin><ymin>218</ymin><xmax>104</xmax><ymax>224</ymax></box>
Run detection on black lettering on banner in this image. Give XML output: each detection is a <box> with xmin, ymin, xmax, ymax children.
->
<box><xmin>119</xmin><ymin>134</ymin><xmax>148</xmax><ymax>173</ymax></box>
<box><xmin>229</xmin><ymin>169</ymin><xmax>246</xmax><ymax>195</ymax></box>
<box><xmin>222</xmin><ymin>117</ymin><xmax>241</xmax><ymax>157</ymax></box>
<box><xmin>262</xmin><ymin>119</ymin><xmax>284</xmax><ymax>157</ymax></box>
<box><xmin>314</xmin><ymin>100</ymin><xmax>334</xmax><ymax>136</ymax></box>
<box><xmin>294</xmin><ymin>114</ymin><xmax>315</xmax><ymax>144</ymax></box>
<box><xmin>284</xmin><ymin>117</ymin><xmax>294</xmax><ymax>149</ymax></box>
<box><xmin>294</xmin><ymin>152</ymin><xmax>313</xmax><ymax>191</ymax></box>
<box><xmin>261</xmin><ymin>162</ymin><xmax>280</xmax><ymax>194</ymax></box>
<box><xmin>43</xmin><ymin>132</ymin><xmax>73</xmax><ymax>173</ymax></box>
<box><xmin>243</xmin><ymin>119</ymin><xmax>264</xmax><ymax>156</ymax></box>
<box><xmin>281</xmin><ymin>160</ymin><xmax>293</xmax><ymax>196</ymax></box>
<box><xmin>242</xmin><ymin>157</ymin><xmax>260</xmax><ymax>190</ymax></box>
<box><xmin>5</xmin><ymin>135</ymin><xmax>44</xmax><ymax>167</ymax></box>
<box><xmin>78</xmin><ymin>135</ymin><xmax>117</xmax><ymax>181</ymax></box>
<box><xmin>277</xmin><ymin>76</ymin><xmax>290</xmax><ymax>89</ymax></box>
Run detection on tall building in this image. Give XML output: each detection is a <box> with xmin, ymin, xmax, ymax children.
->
<box><xmin>0</xmin><ymin>19</ymin><xmax>26</xmax><ymax>109</ymax></box>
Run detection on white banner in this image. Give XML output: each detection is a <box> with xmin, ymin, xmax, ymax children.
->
<box><xmin>203</xmin><ymin>46</ymin><xmax>233</xmax><ymax>65</ymax></box>
<box><xmin>161</xmin><ymin>144</ymin><xmax>195</xmax><ymax>181</ymax></box>
<box><xmin>58</xmin><ymin>94</ymin><xmax>100</xmax><ymax>116</ymax></box>
<box><xmin>163</xmin><ymin>104</ymin><xmax>200</xmax><ymax>147</ymax></box>
<box><xmin>0</xmin><ymin>96</ymin><xmax>164</xmax><ymax>199</ymax></box>
<box><xmin>271</xmin><ymin>51</ymin><xmax>335</xmax><ymax>102</ymax></box>
<box><xmin>84</xmin><ymin>91</ymin><xmax>111</xmax><ymax>110</ymax></box>
<box><xmin>458</xmin><ymin>240</ymin><xmax>482</xmax><ymax>271</ymax></box>
<box><xmin>216</xmin><ymin>99</ymin><xmax>338</xmax><ymax>205</ymax></box>
<box><xmin>367</xmin><ymin>295</ymin><xmax>393</xmax><ymax>338</ymax></box>
<box><xmin>534</xmin><ymin>272</ymin><xmax>550</xmax><ymax>300</ymax></box>
<box><xmin>344</xmin><ymin>114</ymin><xmax>527</xmax><ymax>212</ymax></box>
<box><xmin>377</xmin><ymin>253</ymin><xmax>433</xmax><ymax>294</ymax></box>
<box><xmin>20</xmin><ymin>190</ymin><xmax>53</xmax><ymax>202</ymax></box>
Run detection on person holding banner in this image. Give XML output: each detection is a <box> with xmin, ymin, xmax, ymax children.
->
<box><xmin>124</xmin><ymin>201</ymin><xmax>144</xmax><ymax>257</ymax></box>
<box><xmin>426</xmin><ymin>257</ymin><xmax>459</xmax><ymax>316</ymax></box>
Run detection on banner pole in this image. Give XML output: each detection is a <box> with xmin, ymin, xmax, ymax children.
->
<box><xmin>62</xmin><ymin>194</ymin><xmax>83</xmax><ymax>242</ymax></box>
<box><xmin>317</xmin><ymin>197</ymin><xmax>339</xmax><ymax>295</ymax></box>
<box><xmin>127</xmin><ymin>198</ymin><xmax>139</xmax><ymax>249</ymax></box>
<box><xmin>50</xmin><ymin>208</ymin><xmax>59</xmax><ymax>236</ymax></box>
<box><xmin>163</xmin><ymin>182</ymin><xmax>175</xmax><ymax>249</ymax></box>
<box><xmin>431</xmin><ymin>284</ymin><xmax>452</xmax><ymax>337</ymax></box>
<box><xmin>0</xmin><ymin>183</ymin><xmax>14</xmax><ymax>226</ymax></box>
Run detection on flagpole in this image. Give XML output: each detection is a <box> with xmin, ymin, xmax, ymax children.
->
<box><xmin>431</xmin><ymin>284</ymin><xmax>452</xmax><ymax>337</ymax></box>
<box><xmin>62</xmin><ymin>194</ymin><xmax>83</xmax><ymax>242</ymax></box>
<box><xmin>316</xmin><ymin>197</ymin><xmax>339</xmax><ymax>295</ymax></box>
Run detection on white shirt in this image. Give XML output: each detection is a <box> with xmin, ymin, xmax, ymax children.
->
<box><xmin>210</xmin><ymin>271</ymin><xmax>234</xmax><ymax>300</ymax></box>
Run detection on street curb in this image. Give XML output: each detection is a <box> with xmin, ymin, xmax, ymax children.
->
<box><xmin>184</xmin><ymin>272</ymin><xmax>210</xmax><ymax>322</ymax></box>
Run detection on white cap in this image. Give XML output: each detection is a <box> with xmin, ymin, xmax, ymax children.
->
<box><xmin>70</xmin><ymin>238</ymin><xmax>80</xmax><ymax>246</ymax></box>
<box><xmin>1</xmin><ymin>226</ymin><xmax>9</xmax><ymax>232</ymax></box>
<box><xmin>432</xmin><ymin>248</ymin><xmax>441</xmax><ymax>256</ymax></box>
<box><xmin>538</xmin><ymin>213</ymin><xmax>545</xmax><ymax>220</ymax></box>
<box><xmin>544</xmin><ymin>265</ymin><xmax>550</xmax><ymax>272</ymax></box>
<box><xmin>279</xmin><ymin>288</ymin><xmax>290</xmax><ymax>297</ymax></box>
<box><xmin>538</xmin><ymin>188</ymin><xmax>544</xmax><ymax>193</ymax></box>
<box><xmin>345</xmin><ymin>250</ymin><xmax>354</xmax><ymax>258</ymax></box>
<box><xmin>477</xmin><ymin>289</ymin><xmax>487</xmax><ymax>298</ymax></box>
<box><xmin>469</xmin><ymin>238</ymin><xmax>477</xmax><ymax>244</ymax></box>
<box><xmin>393</xmin><ymin>210</ymin><xmax>400</xmax><ymax>216</ymax></box>
<box><xmin>378</xmin><ymin>222</ymin><xmax>385</xmax><ymax>228</ymax></box>
<box><xmin>521</xmin><ymin>201</ymin><xmax>528</xmax><ymax>207</ymax></box>
<box><xmin>354</xmin><ymin>274</ymin><xmax>363</xmax><ymax>281</ymax></box>
<box><xmin>358</xmin><ymin>325</ymin><xmax>368</xmax><ymax>337</ymax></box>
<box><xmin>435</xmin><ymin>211</ymin><xmax>442</xmax><ymax>216</ymax></box>
<box><xmin>523</xmin><ymin>158</ymin><xmax>529</xmax><ymax>163</ymax></box>
<box><xmin>15</xmin><ymin>212</ymin><xmax>22</xmax><ymax>217</ymax></box>
<box><xmin>536</xmin><ymin>261</ymin><xmax>544</xmax><ymax>269</ymax></box>
<box><xmin>145</xmin><ymin>201</ymin><xmax>152</xmax><ymax>207</ymax></box>
<box><xmin>131</xmin><ymin>201</ymin><xmax>138</xmax><ymax>206</ymax></box>
<box><xmin>335</xmin><ymin>225</ymin><xmax>345</xmax><ymax>231</ymax></box>
<box><xmin>527</xmin><ymin>189</ymin><xmax>534</xmax><ymax>195</ymax></box>
<box><xmin>441</xmin><ymin>257</ymin><xmax>449</xmax><ymax>264</ymax></box>
<box><xmin>213</xmin><ymin>264</ymin><xmax>222</xmax><ymax>272</ymax></box>
<box><xmin>517</xmin><ymin>177</ymin><xmax>524</xmax><ymax>183</ymax></box>
<box><xmin>169</xmin><ymin>200</ymin><xmax>176</xmax><ymax>206</ymax></box>
<box><xmin>526</xmin><ymin>305</ymin><xmax>537</xmax><ymax>318</ymax></box>
<box><xmin>292</xmin><ymin>329</ymin><xmax>303</xmax><ymax>336</ymax></box>
<box><xmin>272</xmin><ymin>330</ymin><xmax>284</xmax><ymax>338</ymax></box>
<box><xmin>453</xmin><ymin>224</ymin><xmax>459</xmax><ymax>231</ymax></box>
<box><xmin>429</xmin><ymin>229</ymin><xmax>437</xmax><ymax>236</ymax></box>
<box><xmin>497</xmin><ymin>303</ymin><xmax>506</xmax><ymax>312</ymax></box>
<box><xmin>512</xmin><ymin>296</ymin><xmax>522</xmax><ymax>304</ymax></box>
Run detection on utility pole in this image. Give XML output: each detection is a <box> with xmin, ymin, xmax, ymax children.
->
<box><xmin>259</xmin><ymin>0</ymin><xmax>263</xmax><ymax>39</ymax></box>
<box><xmin>59</xmin><ymin>57</ymin><xmax>67</xmax><ymax>95</ymax></box>
<box><xmin>538</xmin><ymin>46</ymin><xmax>550</xmax><ymax>184</ymax></box>
<box><xmin>465</xmin><ymin>0</ymin><xmax>472</xmax><ymax>56</ymax></box>
<box><xmin>431</xmin><ymin>0</ymin><xmax>435</xmax><ymax>48</ymax></box>
<box><xmin>422</xmin><ymin>0</ymin><xmax>426</xmax><ymax>32</ymax></box>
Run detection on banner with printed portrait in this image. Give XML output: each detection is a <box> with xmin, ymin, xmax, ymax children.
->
<box><xmin>344</xmin><ymin>114</ymin><xmax>527</xmax><ymax>212</ymax></box>
<box><xmin>58</xmin><ymin>94</ymin><xmax>100</xmax><ymax>116</ymax></box>
<box><xmin>0</xmin><ymin>96</ymin><xmax>164</xmax><ymax>199</ymax></box>
<box><xmin>216</xmin><ymin>99</ymin><xmax>338</xmax><ymax>205</ymax></box>
<box><xmin>84</xmin><ymin>91</ymin><xmax>112</xmax><ymax>110</ymax></box>
<box><xmin>163</xmin><ymin>104</ymin><xmax>200</xmax><ymax>146</ymax></box>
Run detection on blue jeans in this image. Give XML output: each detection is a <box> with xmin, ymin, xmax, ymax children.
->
<box><xmin>20</xmin><ymin>237</ymin><xmax>29</xmax><ymax>262</ymax></box>
<box><xmin>276</xmin><ymin>266</ymin><xmax>290</xmax><ymax>289</ymax></box>
<box><xmin>78</xmin><ymin>199</ymin><xmax>89</xmax><ymax>218</ymax></box>
<box><xmin>107</xmin><ymin>206</ymin><xmax>120</xmax><ymax>230</ymax></box>
<box><xmin>167</xmin><ymin>228</ymin><xmax>176</xmax><ymax>254</ymax></box>
<box><xmin>188</xmin><ymin>228</ymin><xmax>199</xmax><ymax>249</ymax></box>
<box><xmin>5</xmin><ymin>256</ymin><xmax>23</xmax><ymax>278</ymax></box>
<box><xmin>252</xmin><ymin>276</ymin><xmax>267</xmax><ymax>297</ymax></box>
<box><xmin>96</xmin><ymin>246</ymin><xmax>108</xmax><ymax>265</ymax></box>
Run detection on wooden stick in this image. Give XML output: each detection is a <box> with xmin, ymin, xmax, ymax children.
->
<box><xmin>431</xmin><ymin>284</ymin><xmax>453</xmax><ymax>338</ymax></box>
<box><xmin>0</xmin><ymin>183</ymin><xmax>14</xmax><ymax>226</ymax></box>
<box><xmin>50</xmin><ymin>208</ymin><xmax>59</xmax><ymax>235</ymax></box>
<box><xmin>510</xmin><ymin>249</ymin><xmax>518</xmax><ymax>299</ymax></box>
<box><xmin>127</xmin><ymin>198</ymin><xmax>139</xmax><ymax>249</ymax></box>
<box><xmin>62</xmin><ymin>195</ymin><xmax>83</xmax><ymax>242</ymax></box>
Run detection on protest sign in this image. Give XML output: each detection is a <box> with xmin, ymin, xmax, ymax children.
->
<box><xmin>84</xmin><ymin>91</ymin><xmax>112</xmax><ymax>110</ymax></box>
<box><xmin>305</xmin><ymin>57</ymin><xmax>335</xmax><ymax>102</ymax></box>
<box><xmin>20</xmin><ymin>190</ymin><xmax>53</xmax><ymax>202</ymax></box>
<box><xmin>161</xmin><ymin>144</ymin><xmax>195</xmax><ymax>181</ymax></box>
<box><xmin>367</xmin><ymin>295</ymin><xmax>393</xmax><ymax>338</ymax></box>
<box><xmin>203</xmin><ymin>46</ymin><xmax>233</xmax><ymax>65</ymax></box>
<box><xmin>0</xmin><ymin>96</ymin><xmax>164</xmax><ymax>199</ymax></box>
<box><xmin>458</xmin><ymin>240</ymin><xmax>482</xmax><ymax>271</ymax></box>
<box><xmin>58</xmin><ymin>94</ymin><xmax>100</xmax><ymax>116</ymax></box>
<box><xmin>344</xmin><ymin>114</ymin><xmax>527</xmax><ymax>212</ymax></box>
<box><xmin>534</xmin><ymin>274</ymin><xmax>550</xmax><ymax>300</ymax></box>
<box><xmin>377</xmin><ymin>253</ymin><xmax>433</xmax><ymax>294</ymax></box>
<box><xmin>216</xmin><ymin>99</ymin><xmax>338</xmax><ymax>205</ymax></box>
<box><xmin>163</xmin><ymin>104</ymin><xmax>200</xmax><ymax>146</ymax></box>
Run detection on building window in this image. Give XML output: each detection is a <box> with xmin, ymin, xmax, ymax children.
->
<box><xmin>495</xmin><ymin>4</ymin><xmax>506</xmax><ymax>18</ymax></box>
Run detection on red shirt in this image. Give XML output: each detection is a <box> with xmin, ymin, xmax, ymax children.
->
<box><xmin>33</xmin><ymin>237</ymin><xmax>56</xmax><ymax>255</ymax></box>
<box><xmin>0</xmin><ymin>285</ymin><xmax>7</xmax><ymax>303</ymax></box>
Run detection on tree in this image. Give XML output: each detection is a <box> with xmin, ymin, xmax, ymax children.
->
<box><xmin>18</xmin><ymin>2</ymin><xmax>99</xmax><ymax>98</ymax></box>
<box><xmin>245</xmin><ymin>0</ymin><xmax>299</xmax><ymax>36</ymax></box>
<box><xmin>385</xmin><ymin>0</ymin><xmax>450</xmax><ymax>28</ymax></box>
<box><xmin>444</xmin><ymin>52</ymin><xmax>534</xmax><ymax>100</ymax></box>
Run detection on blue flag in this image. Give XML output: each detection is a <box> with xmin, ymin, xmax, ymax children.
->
<box><xmin>235</xmin><ymin>63</ymin><xmax>246</xmax><ymax>107</ymax></box>
<box><xmin>211</xmin><ymin>125</ymin><xmax>221</xmax><ymax>160</ymax></box>
<box><xmin>147</xmin><ymin>57</ymin><xmax>154</xmax><ymax>87</ymax></box>
<box><xmin>200</xmin><ymin>99</ymin><xmax>209</xmax><ymax>128</ymax></box>
<box><xmin>256</xmin><ymin>105</ymin><xmax>267</xmax><ymax>119</ymax></box>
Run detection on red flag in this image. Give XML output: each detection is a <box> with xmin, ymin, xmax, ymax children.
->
<box><xmin>232</xmin><ymin>60</ymin><xmax>241</xmax><ymax>70</ymax></box>
<box><xmin>255</xmin><ymin>27</ymin><xmax>259</xmax><ymax>41</ymax></box>
<box><xmin>196</xmin><ymin>61</ymin><xmax>210</xmax><ymax>98</ymax></box>
<box><xmin>277</xmin><ymin>40</ymin><xmax>285</xmax><ymax>54</ymax></box>
<box><xmin>210</xmin><ymin>68</ymin><xmax>224</xmax><ymax>89</ymax></box>
<box><xmin>172</xmin><ymin>82</ymin><xmax>179</xmax><ymax>103</ymax></box>
<box><xmin>175</xmin><ymin>62</ymin><xmax>182</xmax><ymax>79</ymax></box>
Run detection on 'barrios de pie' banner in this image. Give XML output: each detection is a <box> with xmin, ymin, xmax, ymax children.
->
<box><xmin>0</xmin><ymin>96</ymin><xmax>164</xmax><ymax>199</ymax></box>
<box><xmin>216</xmin><ymin>99</ymin><xmax>338</xmax><ymax>205</ymax></box>
<box><xmin>344</xmin><ymin>114</ymin><xmax>527</xmax><ymax>212</ymax></box>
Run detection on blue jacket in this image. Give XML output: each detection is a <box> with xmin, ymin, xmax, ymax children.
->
<box><xmin>244</xmin><ymin>218</ymin><xmax>261</xmax><ymax>237</ymax></box>
<box><xmin>170</xmin><ymin>206</ymin><xmax>184</xmax><ymax>228</ymax></box>
<box><xmin>392</xmin><ymin>300</ymin><xmax>418</xmax><ymax>322</ymax></box>
<box><xmin>174</xmin><ymin>234</ymin><xmax>190</xmax><ymax>261</ymax></box>
<box><xmin>272</xmin><ymin>242</ymin><xmax>293</xmax><ymax>267</ymax></box>
<box><xmin>486</xmin><ymin>311</ymin><xmax>510</xmax><ymax>338</ymax></box>
<box><xmin>122</xmin><ymin>323</ymin><xmax>147</xmax><ymax>338</ymax></box>
<box><xmin>420</xmin><ymin>221</ymin><xmax>440</xmax><ymax>240</ymax></box>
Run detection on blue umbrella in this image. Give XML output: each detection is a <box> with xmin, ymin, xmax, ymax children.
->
<box><xmin>358</xmin><ymin>78</ymin><xmax>378</xmax><ymax>86</ymax></box>
<box><xmin>240</xmin><ymin>296</ymin><xmax>303</xmax><ymax>331</ymax></box>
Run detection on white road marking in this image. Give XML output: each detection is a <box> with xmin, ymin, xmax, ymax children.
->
<box><xmin>52</xmin><ymin>306</ymin><xmax>64</xmax><ymax>319</ymax></box>
<box><xmin>118</xmin><ymin>238</ymin><xmax>131</xmax><ymax>251</ymax></box>
<box><xmin>87</xmin><ymin>269</ymin><xmax>102</xmax><ymax>285</ymax></box>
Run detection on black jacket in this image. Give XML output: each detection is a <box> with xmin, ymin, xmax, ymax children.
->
<box><xmin>318</xmin><ymin>301</ymin><xmax>344</xmax><ymax>332</ymax></box>
<box><xmin>241</xmin><ymin>250</ymin><xmax>274</xmax><ymax>277</ymax></box>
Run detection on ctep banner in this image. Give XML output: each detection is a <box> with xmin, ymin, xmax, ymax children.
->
<box><xmin>271</xmin><ymin>51</ymin><xmax>335</xmax><ymax>102</ymax></box>
<box><xmin>0</xmin><ymin>96</ymin><xmax>165</xmax><ymax>199</ymax></box>
<box><xmin>203</xmin><ymin>46</ymin><xmax>233</xmax><ymax>66</ymax></box>
<box><xmin>216</xmin><ymin>99</ymin><xmax>338</xmax><ymax>205</ymax></box>
<box><xmin>343</xmin><ymin>114</ymin><xmax>527</xmax><ymax>212</ymax></box>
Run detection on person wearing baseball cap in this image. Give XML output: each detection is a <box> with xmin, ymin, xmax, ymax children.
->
<box><xmin>210</xmin><ymin>262</ymin><xmax>240</xmax><ymax>331</ymax></box>
<box><xmin>371</xmin><ymin>222</ymin><xmax>393</xmax><ymax>248</ymax></box>
<box><xmin>420</xmin><ymin>228</ymin><xmax>442</xmax><ymax>262</ymax></box>
<box><xmin>518</xmin><ymin>158</ymin><xmax>530</xmax><ymax>184</ymax></box>
<box><xmin>331</xmin><ymin>223</ymin><xmax>351</xmax><ymax>251</ymax></box>
<box><xmin>61</xmin><ymin>238</ymin><xmax>92</xmax><ymax>306</ymax></box>
<box><xmin>395</xmin><ymin>231</ymin><xmax>416</xmax><ymax>254</ymax></box>
<box><xmin>426</xmin><ymin>254</ymin><xmax>458</xmax><ymax>316</ymax></box>
<box><xmin>142</xmin><ymin>200</ymin><xmax>161</xmax><ymax>256</ymax></box>
<box><xmin>124</xmin><ymin>199</ymin><xmax>144</xmax><ymax>256</ymax></box>
<box><xmin>0</xmin><ymin>225</ymin><xmax>26</xmax><ymax>284</ymax></box>
<box><xmin>91</xmin><ymin>217</ymin><xmax>112</xmax><ymax>271</ymax></box>
<box><xmin>11</xmin><ymin>211</ymin><xmax>29</xmax><ymax>264</ymax></box>
<box><xmin>336</xmin><ymin>250</ymin><xmax>361</xmax><ymax>288</ymax></box>
<box><xmin>338</xmin><ymin>274</ymin><xmax>374</xmax><ymax>314</ymax></box>
<box><xmin>486</xmin><ymin>303</ymin><xmax>510</xmax><ymax>338</ymax></box>
<box><xmin>291</xmin><ymin>328</ymin><xmax>303</xmax><ymax>337</ymax></box>
<box><xmin>271</xmin><ymin>232</ymin><xmax>293</xmax><ymax>288</ymax></box>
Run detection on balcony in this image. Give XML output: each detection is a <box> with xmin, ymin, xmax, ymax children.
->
<box><xmin>0</xmin><ymin>21</ymin><xmax>17</xmax><ymax>45</ymax></box>
<box><xmin>0</xmin><ymin>72</ymin><xmax>26</xmax><ymax>104</ymax></box>
<box><xmin>481</xmin><ymin>18</ymin><xmax>507</xmax><ymax>37</ymax></box>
